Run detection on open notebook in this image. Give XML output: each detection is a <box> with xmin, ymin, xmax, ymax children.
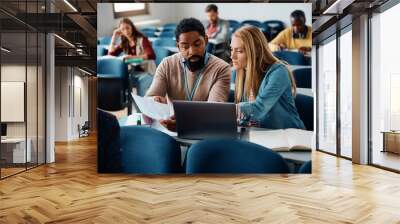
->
<box><xmin>249</xmin><ymin>128</ymin><xmax>313</xmax><ymax>151</ymax></box>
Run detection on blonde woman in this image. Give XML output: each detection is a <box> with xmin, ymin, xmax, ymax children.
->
<box><xmin>231</xmin><ymin>25</ymin><xmax>305</xmax><ymax>129</ymax></box>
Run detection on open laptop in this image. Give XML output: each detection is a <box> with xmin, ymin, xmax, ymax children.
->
<box><xmin>173</xmin><ymin>101</ymin><xmax>239</xmax><ymax>140</ymax></box>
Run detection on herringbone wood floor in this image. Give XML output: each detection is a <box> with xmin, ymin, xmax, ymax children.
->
<box><xmin>1</xmin><ymin>135</ymin><xmax>400</xmax><ymax>224</ymax></box>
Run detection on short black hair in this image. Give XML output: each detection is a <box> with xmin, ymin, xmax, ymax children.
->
<box><xmin>290</xmin><ymin>10</ymin><xmax>306</xmax><ymax>23</ymax></box>
<box><xmin>175</xmin><ymin>18</ymin><xmax>206</xmax><ymax>41</ymax></box>
<box><xmin>205</xmin><ymin>4</ymin><xmax>218</xmax><ymax>13</ymax></box>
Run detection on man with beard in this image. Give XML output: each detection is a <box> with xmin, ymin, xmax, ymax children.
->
<box><xmin>146</xmin><ymin>18</ymin><xmax>231</xmax><ymax>131</ymax></box>
<box><xmin>202</xmin><ymin>4</ymin><xmax>231</xmax><ymax>62</ymax></box>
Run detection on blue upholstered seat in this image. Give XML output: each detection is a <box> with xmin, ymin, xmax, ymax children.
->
<box><xmin>186</xmin><ymin>139</ymin><xmax>290</xmax><ymax>174</ymax></box>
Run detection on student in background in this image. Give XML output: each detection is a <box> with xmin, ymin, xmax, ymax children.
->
<box><xmin>108</xmin><ymin>18</ymin><xmax>156</xmax><ymax>96</ymax></box>
<box><xmin>202</xmin><ymin>4</ymin><xmax>231</xmax><ymax>62</ymax></box>
<box><xmin>231</xmin><ymin>25</ymin><xmax>305</xmax><ymax>129</ymax></box>
<box><xmin>269</xmin><ymin>10</ymin><xmax>312</xmax><ymax>54</ymax></box>
<box><xmin>146</xmin><ymin>18</ymin><xmax>231</xmax><ymax>131</ymax></box>
<box><xmin>108</xmin><ymin>18</ymin><xmax>155</xmax><ymax>60</ymax></box>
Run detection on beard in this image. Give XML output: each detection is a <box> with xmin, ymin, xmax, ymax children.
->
<box><xmin>186</xmin><ymin>55</ymin><xmax>205</xmax><ymax>72</ymax></box>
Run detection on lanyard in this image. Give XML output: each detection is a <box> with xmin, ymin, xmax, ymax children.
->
<box><xmin>181</xmin><ymin>53</ymin><xmax>210</xmax><ymax>101</ymax></box>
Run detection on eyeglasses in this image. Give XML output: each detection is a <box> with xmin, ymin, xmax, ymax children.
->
<box><xmin>178</xmin><ymin>40</ymin><xmax>204</xmax><ymax>51</ymax></box>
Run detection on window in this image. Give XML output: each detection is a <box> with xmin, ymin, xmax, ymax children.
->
<box><xmin>339</xmin><ymin>28</ymin><xmax>352</xmax><ymax>158</ymax></box>
<box><xmin>113</xmin><ymin>3</ymin><xmax>148</xmax><ymax>18</ymax></box>
<box><xmin>317</xmin><ymin>36</ymin><xmax>337</xmax><ymax>155</ymax></box>
<box><xmin>0</xmin><ymin>1</ymin><xmax>46</xmax><ymax>179</ymax></box>
<box><xmin>370</xmin><ymin>2</ymin><xmax>400</xmax><ymax>171</ymax></box>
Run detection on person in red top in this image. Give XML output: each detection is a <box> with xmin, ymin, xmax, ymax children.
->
<box><xmin>108</xmin><ymin>18</ymin><xmax>155</xmax><ymax>60</ymax></box>
<box><xmin>108</xmin><ymin>18</ymin><xmax>156</xmax><ymax>97</ymax></box>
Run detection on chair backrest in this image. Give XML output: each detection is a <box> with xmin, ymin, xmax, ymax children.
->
<box><xmin>97</xmin><ymin>45</ymin><xmax>108</xmax><ymax>57</ymax></box>
<box><xmin>152</xmin><ymin>37</ymin><xmax>177</xmax><ymax>47</ymax></box>
<box><xmin>159</xmin><ymin>30</ymin><xmax>175</xmax><ymax>38</ymax></box>
<box><xmin>295</xmin><ymin>93</ymin><xmax>314</xmax><ymax>131</ymax></box>
<box><xmin>228</xmin><ymin>20</ymin><xmax>240</xmax><ymax>33</ymax></box>
<box><xmin>140</xmin><ymin>27</ymin><xmax>157</xmax><ymax>32</ymax></box>
<box><xmin>263</xmin><ymin>20</ymin><xmax>285</xmax><ymax>29</ymax></box>
<box><xmin>293</xmin><ymin>67</ymin><xmax>311</xmax><ymax>89</ymax></box>
<box><xmin>298</xmin><ymin>160</ymin><xmax>312</xmax><ymax>174</ymax></box>
<box><xmin>82</xmin><ymin>121</ymin><xmax>90</xmax><ymax>129</ymax></box>
<box><xmin>186</xmin><ymin>139</ymin><xmax>290</xmax><ymax>174</ymax></box>
<box><xmin>97</xmin><ymin>109</ymin><xmax>122</xmax><ymax>173</ymax></box>
<box><xmin>97</xmin><ymin>76</ymin><xmax>127</xmax><ymax>111</ymax></box>
<box><xmin>141</xmin><ymin>30</ymin><xmax>156</xmax><ymax>38</ymax></box>
<box><xmin>98</xmin><ymin>36</ymin><xmax>112</xmax><ymax>45</ymax></box>
<box><xmin>263</xmin><ymin>20</ymin><xmax>285</xmax><ymax>40</ymax></box>
<box><xmin>240</xmin><ymin>20</ymin><xmax>262</xmax><ymax>28</ymax></box>
<box><xmin>120</xmin><ymin>126</ymin><xmax>183</xmax><ymax>174</ymax></box>
<box><xmin>153</xmin><ymin>47</ymin><xmax>170</xmax><ymax>66</ymax></box>
<box><xmin>162</xmin><ymin>23</ymin><xmax>177</xmax><ymax>30</ymax></box>
<box><xmin>273</xmin><ymin>51</ymin><xmax>310</xmax><ymax>66</ymax></box>
<box><xmin>97</xmin><ymin>57</ymin><xmax>128</xmax><ymax>79</ymax></box>
<box><xmin>97</xmin><ymin>57</ymin><xmax>129</xmax><ymax>111</ymax></box>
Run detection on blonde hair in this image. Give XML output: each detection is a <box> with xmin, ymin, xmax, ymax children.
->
<box><xmin>233</xmin><ymin>25</ymin><xmax>296</xmax><ymax>103</ymax></box>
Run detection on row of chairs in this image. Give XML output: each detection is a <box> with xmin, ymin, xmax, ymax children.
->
<box><xmin>229</xmin><ymin>19</ymin><xmax>285</xmax><ymax>41</ymax></box>
<box><xmin>98</xmin><ymin>19</ymin><xmax>285</xmax><ymax>43</ymax></box>
<box><xmin>140</xmin><ymin>19</ymin><xmax>286</xmax><ymax>40</ymax></box>
<box><xmin>98</xmin><ymin>109</ymin><xmax>312</xmax><ymax>174</ymax></box>
<box><xmin>97</xmin><ymin>57</ymin><xmax>129</xmax><ymax>111</ymax></box>
<box><xmin>98</xmin><ymin>39</ymin><xmax>310</xmax><ymax>66</ymax></box>
<box><xmin>141</xmin><ymin>23</ymin><xmax>177</xmax><ymax>38</ymax></box>
<box><xmin>273</xmin><ymin>51</ymin><xmax>311</xmax><ymax>66</ymax></box>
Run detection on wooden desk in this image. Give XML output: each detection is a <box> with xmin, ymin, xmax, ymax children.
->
<box><xmin>1</xmin><ymin>138</ymin><xmax>31</xmax><ymax>163</ymax></box>
<box><xmin>382</xmin><ymin>131</ymin><xmax>400</xmax><ymax>154</ymax></box>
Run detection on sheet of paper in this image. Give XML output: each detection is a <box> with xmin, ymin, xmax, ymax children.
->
<box><xmin>132</xmin><ymin>94</ymin><xmax>172</xmax><ymax>120</ymax></box>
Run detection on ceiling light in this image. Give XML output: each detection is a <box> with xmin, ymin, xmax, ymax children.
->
<box><xmin>78</xmin><ymin>67</ymin><xmax>92</xmax><ymax>76</ymax></box>
<box><xmin>1</xmin><ymin>47</ymin><xmax>11</xmax><ymax>53</ymax></box>
<box><xmin>63</xmin><ymin>0</ymin><xmax>78</xmax><ymax>12</ymax></box>
<box><xmin>54</xmin><ymin>34</ymin><xmax>75</xmax><ymax>48</ymax></box>
<box><xmin>323</xmin><ymin>0</ymin><xmax>355</xmax><ymax>15</ymax></box>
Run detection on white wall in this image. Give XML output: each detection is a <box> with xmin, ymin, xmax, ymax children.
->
<box><xmin>72</xmin><ymin>74</ymin><xmax>89</xmax><ymax>139</ymax></box>
<box><xmin>54</xmin><ymin>67</ymin><xmax>89</xmax><ymax>141</ymax></box>
<box><xmin>97</xmin><ymin>4</ymin><xmax>116</xmax><ymax>38</ymax></box>
<box><xmin>1</xmin><ymin>65</ymin><xmax>36</xmax><ymax>137</ymax></box>
<box><xmin>98</xmin><ymin>3</ymin><xmax>312</xmax><ymax>37</ymax></box>
<box><xmin>98</xmin><ymin>3</ymin><xmax>177</xmax><ymax>37</ymax></box>
<box><xmin>1</xmin><ymin>64</ymin><xmax>46</xmax><ymax>164</ymax></box>
<box><xmin>54</xmin><ymin>66</ymin><xmax>69</xmax><ymax>141</ymax></box>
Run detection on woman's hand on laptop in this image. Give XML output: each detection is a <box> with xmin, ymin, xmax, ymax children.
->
<box><xmin>152</xmin><ymin>96</ymin><xmax>167</xmax><ymax>104</ymax></box>
<box><xmin>159</xmin><ymin>115</ymin><xmax>176</xmax><ymax>132</ymax></box>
